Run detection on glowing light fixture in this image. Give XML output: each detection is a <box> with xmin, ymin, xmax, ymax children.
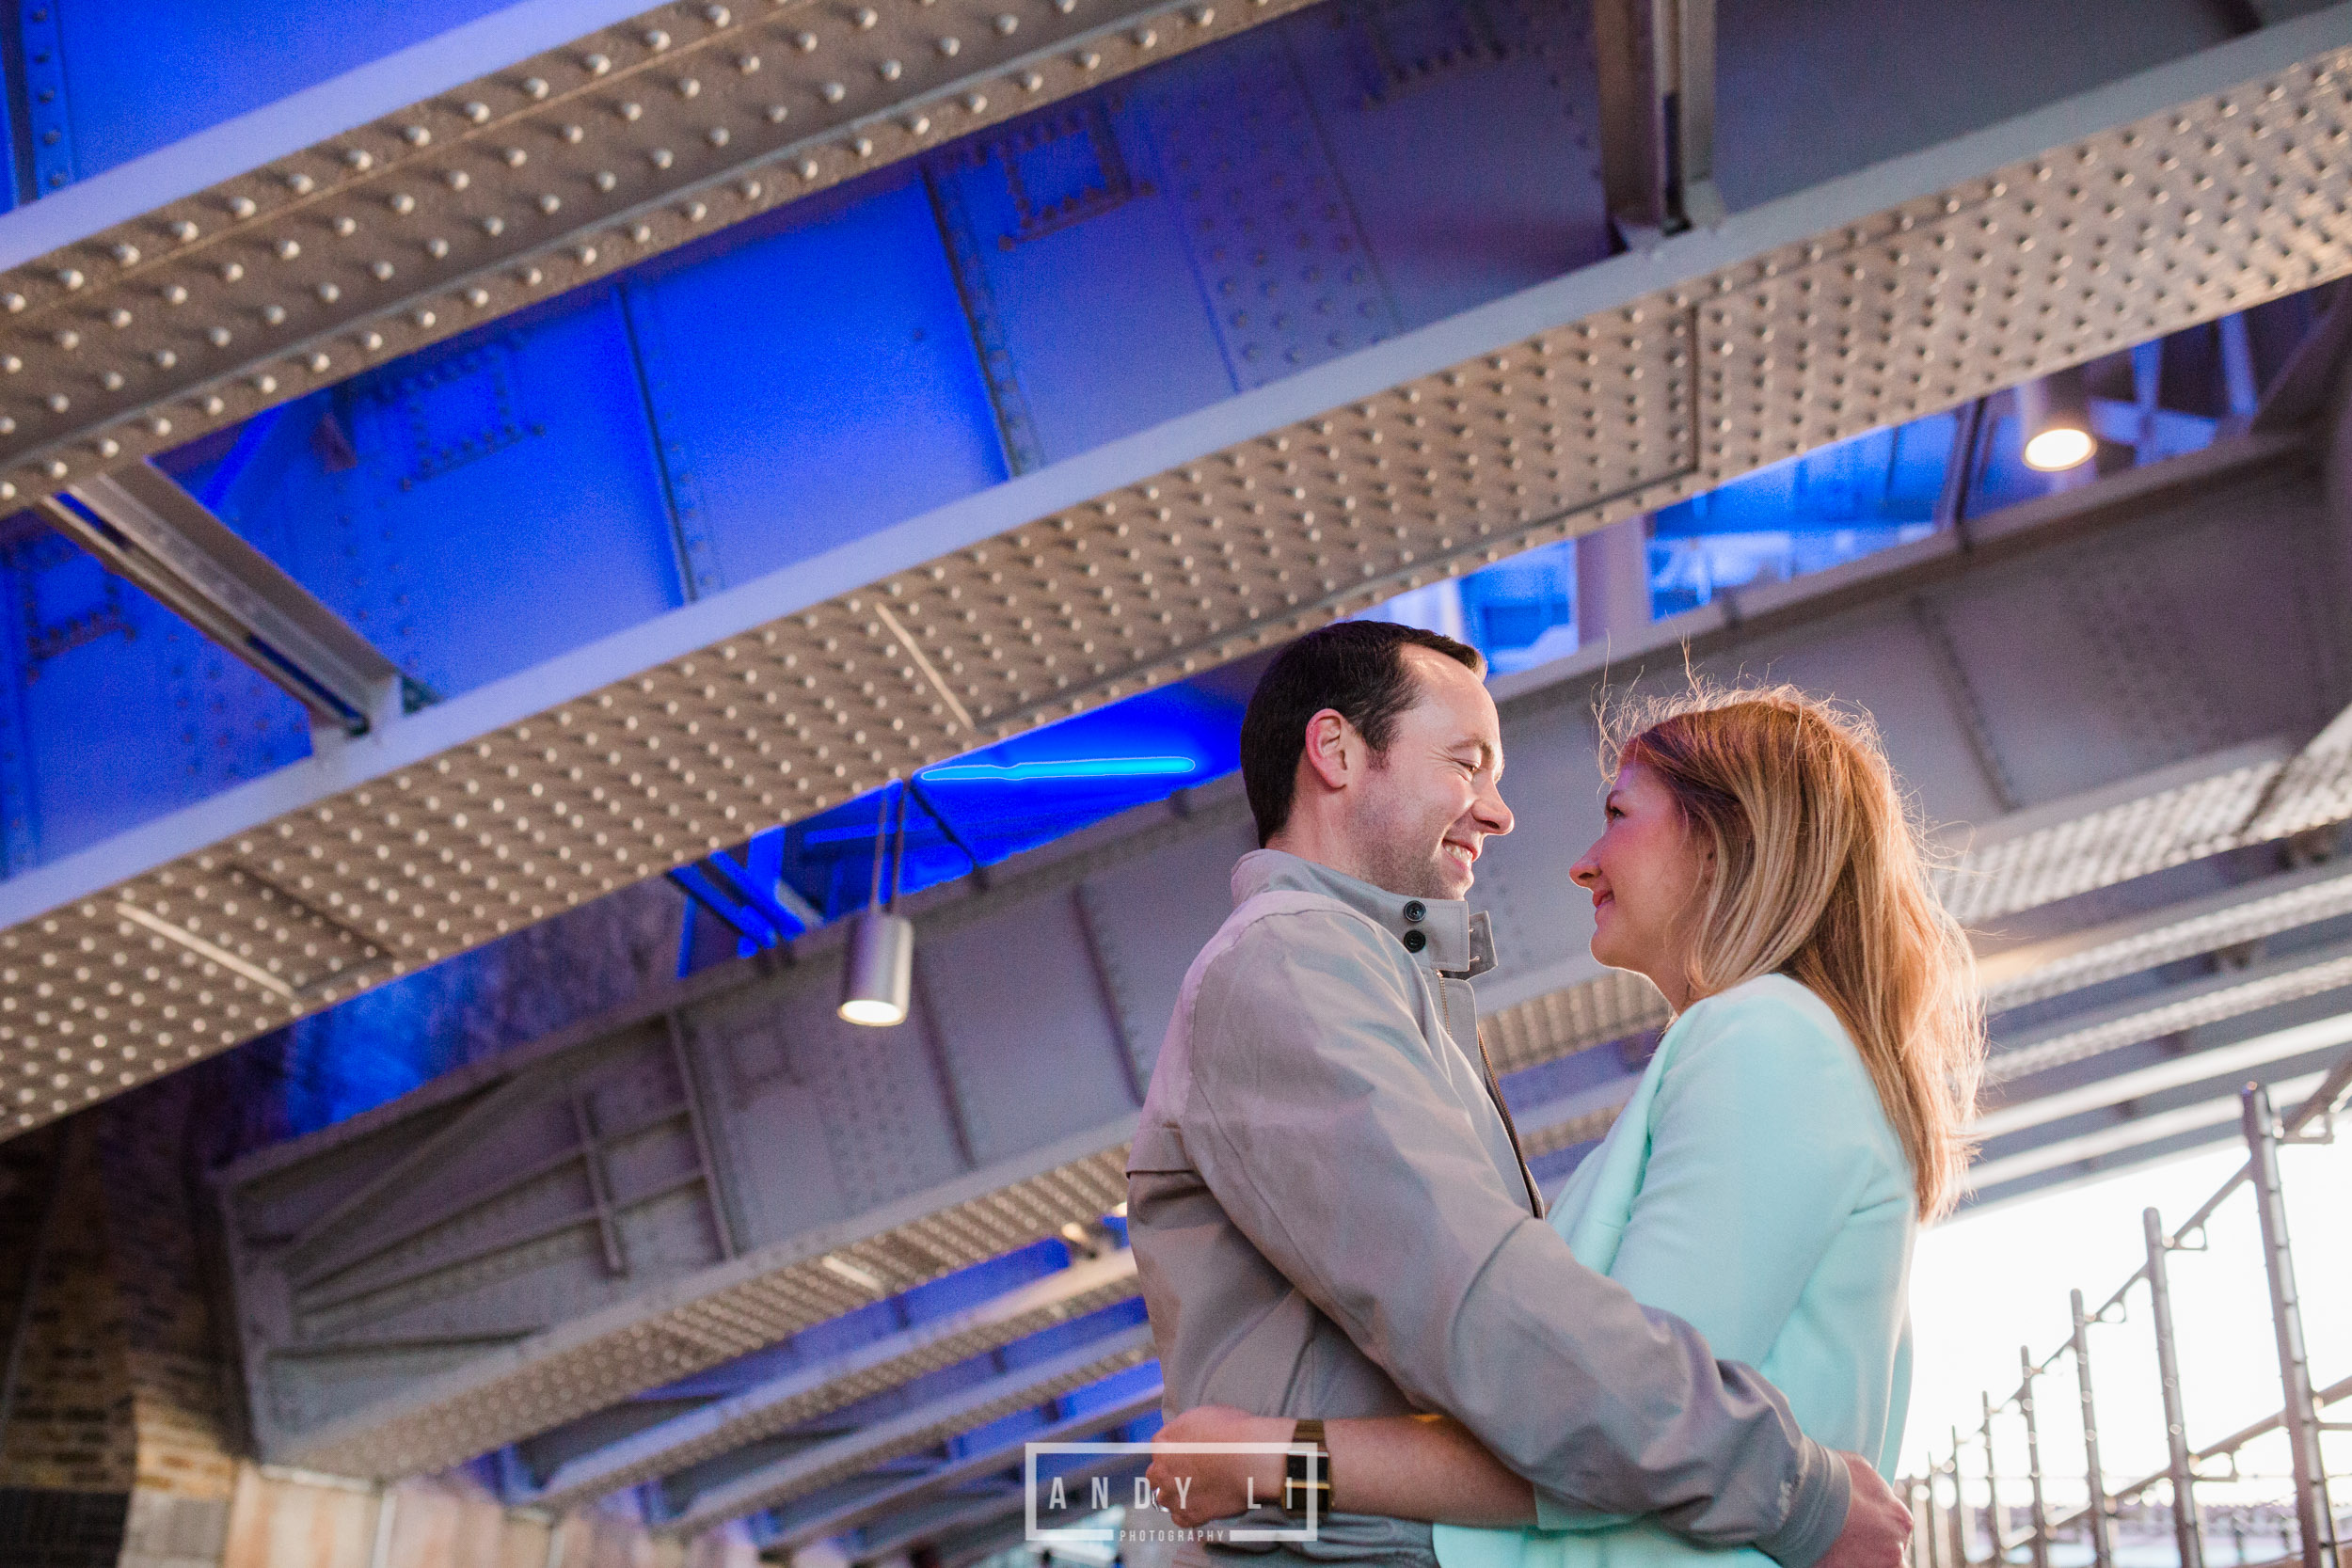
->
<box><xmin>2020</xmin><ymin>368</ymin><xmax>2096</xmax><ymax>472</ymax></box>
<box><xmin>839</xmin><ymin>785</ymin><xmax>914</xmax><ymax>1027</ymax></box>
<box><xmin>920</xmin><ymin>755</ymin><xmax>1199</xmax><ymax>783</ymax></box>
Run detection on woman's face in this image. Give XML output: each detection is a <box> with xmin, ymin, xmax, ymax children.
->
<box><xmin>1570</xmin><ymin>759</ymin><xmax>1710</xmax><ymax>1004</ymax></box>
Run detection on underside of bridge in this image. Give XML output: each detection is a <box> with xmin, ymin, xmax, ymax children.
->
<box><xmin>3</xmin><ymin>1</ymin><xmax>2352</xmax><ymax>1565</ymax></box>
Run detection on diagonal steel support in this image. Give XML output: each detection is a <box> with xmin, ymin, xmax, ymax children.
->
<box><xmin>35</xmin><ymin>462</ymin><xmax>401</xmax><ymax>735</ymax></box>
<box><xmin>1592</xmin><ymin>0</ymin><xmax>1723</xmax><ymax>244</ymax></box>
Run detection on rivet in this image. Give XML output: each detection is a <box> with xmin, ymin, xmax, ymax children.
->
<box><xmin>766</xmin><ymin>103</ymin><xmax>789</xmax><ymax>123</ymax></box>
<box><xmin>644</xmin><ymin>27</ymin><xmax>672</xmax><ymax>49</ymax></box>
<box><xmin>332</xmin><ymin>214</ymin><xmax>356</xmax><ymax>236</ymax></box>
<box><xmin>217</xmin><ymin>261</ymin><xmax>245</xmax><ymax>283</ymax></box>
<box><xmin>44</xmin><ymin>458</ymin><xmax>67</xmax><ymax>478</ymax></box>
<box><xmin>1076</xmin><ymin>48</ymin><xmax>1100</xmax><ymax>69</ymax></box>
<box><xmin>595</xmin><ymin>170</ymin><xmax>618</xmax><ymax>192</ymax></box>
<box><xmin>1189</xmin><ymin>5</ymin><xmax>1213</xmax><ymax>23</ymax></box>
<box><xmin>283</xmin><ymin>172</ymin><xmax>314</xmax><ymax>195</ymax></box>
<box><xmin>738</xmin><ymin>52</ymin><xmax>761</xmax><ymax>72</ymax></box>
<box><xmin>307</xmin><ymin>351</ymin><xmax>330</xmax><ymax>372</ymax></box>
<box><xmin>426</xmin><ymin>237</ymin><xmax>450</xmax><ymax>258</ymax></box>
<box><xmin>444</xmin><ymin>169</ymin><xmax>469</xmax><ymax>191</ymax></box>
<box><xmin>683</xmin><ymin>199</ymin><xmax>707</xmax><ymax>221</ymax></box>
<box><xmin>147</xmin><ymin>415</ymin><xmax>170</xmax><ymax>436</ymax></box>
<box><xmin>262</xmin><ymin>304</ymin><xmax>286</xmax><ymax>325</ymax></box>
<box><xmin>388</xmin><ymin>191</ymin><xmax>416</xmax><ymax>214</ymax></box>
<box><xmin>251</xmin><ymin>373</ymin><xmax>276</xmax><ymax>394</ymax></box>
<box><xmin>52</xmin><ymin>329</ymin><xmax>76</xmax><ymax>350</ymax></box>
<box><xmin>202</xmin><ymin>394</ymin><xmax>224</xmax><ymax>415</ymax></box>
<box><xmin>562</xmin><ymin>122</ymin><xmax>584</xmax><ymax>143</ymax></box>
<box><xmin>466</xmin><ymin>286</ymin><xmax>489</xmax><ymax>308</ymax></box>
<box><xmin>522</xmin><ymin>76</ymin><xmax>549</xmax><ymax>98</ymax></box>
<box><xmin>707</xmin><ymin>126</ymin><xmax>730</xmax><ymax>147</ymax></box>
<box><xmin>795</xmin><ymin>29</ymin><xmax>819</xmax><ymax>50</ymax></box>
<box><xmin>854</xmin><ymin>6</ymin><xmax>878</xmax><ymax>24</ymax></box>
<box><xmin>583</xmin><ymin>52</ymin><xmax>612</xmax><ymax>74</ymax></box>
<box><xmin>344</xmin><ymin>149</ymin><xmax>373</xmax><ymax>171</ymax></box>
<box><xmin>796</xmin><ymin>157</ymin><xmax>820</xmax><ymax>180</ymax></box>
<box><xmin>879</xmin><ymin>57</ymin><xmax>902</xmax><ymax>80</ymax></box>
<box><xmin>0</xmin><ymin>356</ymin><xmax>15</xmax><ymax>372</ymax></box>
<box><xmin>502</xmin><ymin>146</ymin><xmax>528</xmax><ymax>168</ymax></box>
<box><xmin>275</xmin><ymin>238</ymin><xmax>301</xmax><ymax>261</ymax></box>
<box><xmin>464</xmin><ymin>101</ymin><xmax>491</xmax><ymax>124</ymax></box>
<box><xmin>618</xmin><ymin>101</ymin><xmax>643</xmax><ymax>121</ymax></box>
<box><xmin>575</xmin><ymin>243</ymin><xmax>600</xmax><ymax>264</ymax></box>
<box><xmin>358</xmin><ymin>330</ymin><xmax>384</xmax><ymax>351</ymax></box>
<box><xmin>110</xmin><ymin>243</ymin><xmax>139</xmax><ymax>265</ymax></box>
<box><xmin>207</xmin><ymin>326</ymin><xmax>231</xmax><ymax>347</ymax></box>
<box><xmin>538</xmin><ymin>193</ymin><xmax>563</xmax><ymax>214</ymax></box>
<box><xmin>228</xmin><ymin>196</ymin><xmax>258</xmax><ymax>219</ymax></box>
<box><xmin>1133</xmin><ymin>25</ymin><xmax>1156</xmax><ymax>46</ymax></box>
<box><xmin>631</xmin><ymin>221</ymin><xmax>655</xmax><ymax>242</ymax></box>
<box><xmin>738</xmin><ymin>178</ymin><xmax>763</xmax><ymax>199</ymax></box>
<box><xmin>152</xmin><ymin>348</ymin><xmax>176</xmax><ymax>369</ymax></box>
<box><xmin>371</xmin><ymin>259</ymin><xmax>395</xmax><ymax>280</ymax></box>
<box><xmin>706</xmin><ymin>2</ymin><xmax>732</xmax><ymax>21</ymax></box>
<box><xmin>1</xmin><ymin>293</ymin><xmax>22</xmax><ymax>312</ymax></box>
<box><xmin>481</xmin><ymin>214</ymin><xmax>505</xmax><ymax>236</ymax></box>
<box><xmin>822</xmin><ymin>81</ymin><xmax>847</xmax><ymax>103</ymax></box>
<box><xmin>650</xmin><ymin>147</ymin><xmax>674</xmax><ymax>169</ymax></box>
<box><xmin>851</xmin><ymin>135</ymin><xmax>873</xmax><ymax>157</ymax></box>
<box><xmin>679</xmin><ymin>76</ymin><xmax>702</xmax><ymax>98</ymax></box>
<box><xmin>316</xmin><ymin>281</ymin><xmax>340</xmax><ymax>302</ymax></box>
<box><xmin>101</xmin><ymin>372</ymin><xmax>124</xmax><ymax>392</ymax></box>
<box><xmin>964</xmin><ymin>90</ymin><xmax>988</xmax><ymax>113</ymax></box>
<box><xmin>516</xmin><ymin>265</ymin><xmax>544</xmax><ymax>287</ymax></box>
<box><xmin>412</xmin><ymin>308</ymin><xmax>437</xmax><ymax>327</ymax></box>
<box><xmin>403</xmin><ymin>124</ymin><xmax>432</xmax><ymax>147</ymax></box>
<box><xmin>55</xmin><ymin>267</ymin><xmax>83</xmax><ymax>290</ymax></box>
<box><xmin>1022</xmin><ymin>69</ymin><xmax>1044</xmax><ymax>90</ymax></box>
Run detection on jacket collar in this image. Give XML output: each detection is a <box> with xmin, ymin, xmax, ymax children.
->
<box><xmin>1232</xmin><ymin>848</ymin><xmax>1495</xmax><ymax>978</ymax></box>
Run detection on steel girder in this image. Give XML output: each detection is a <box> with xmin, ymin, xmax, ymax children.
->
<box><xmin>8</xmin><ymin>14</ymin><xmax>2352</xmax><ymax>1143</ymax></box>
<box><xmin>215</xmin><ymin>427</ymin><xmax>2352</xmax><ymax>1505</ymax></box>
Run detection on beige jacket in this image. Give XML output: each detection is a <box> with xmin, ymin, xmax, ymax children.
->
<box><xmin>1126</xmin><ymin>850</ymin><xmax>1849</xmax><ymax>1567</ymax></box>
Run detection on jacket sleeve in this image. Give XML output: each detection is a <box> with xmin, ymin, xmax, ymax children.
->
<box><xmin>1536</xmin><ymin>991</ymin><xmax>1892</xmax><ymax>1534</ymax></box>
<box><xmin>1179</xmin><ymin>912</ymin><xmax>1851</xmax><ymax>1567</ymax></box>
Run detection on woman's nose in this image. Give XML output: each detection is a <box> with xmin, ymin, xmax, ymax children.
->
<box><xmin>1570</xmin><ymin>853</ymin><xmax>1599</xmax><ymax>887</ymax></box>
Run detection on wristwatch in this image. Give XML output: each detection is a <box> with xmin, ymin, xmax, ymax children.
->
<box><xmin>1283</xmin><ymin>1418</ymin><xmax>1332</xmax><ymax>1519</ymax></box>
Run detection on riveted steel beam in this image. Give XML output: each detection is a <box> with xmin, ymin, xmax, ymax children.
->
<box><xmin>0</xmin><ymin>0</ymin><xmax>1324</xmax><ymax>507</ymax></box>
<box><xmin>1967</xmin><ymin>1066</ymin><xmax>2329</xmax><ymax>1197</ymax></box>
<box><xmin>522</xmin><ymin>1247</ymin><xmax>1139</xmax><ymax>1511</ymax></box>
<box><xmin>756</xmin><ymin>1381</ymin><xmax>1160</xmax><ymax>1551</ymax></box>
<box><xmin>662</xmin><ymin>1320</ymin><xmax>1153</xmax><ymax>1535</ymax></box>
<box><xmin>1974</xmin><ymin>1010</ymin><xmax>2352</xmax><ymax>1140</ymax></box>
<box><xmin>10</xmin><ymin>17</ymin><xmax>2352</xmax><ymax>1144</ymax></box>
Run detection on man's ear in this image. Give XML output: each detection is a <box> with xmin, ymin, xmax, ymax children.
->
<box><xmin>1299</xmin><ymin>708</ymin><xmax>1354</xmax><ymax>792</ymax></box>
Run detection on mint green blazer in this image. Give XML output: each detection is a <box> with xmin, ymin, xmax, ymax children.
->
<box><xmin>1436</xmin><ymin>973</ymin><xmax>1916</xmax><ymax>1568</ymax></box>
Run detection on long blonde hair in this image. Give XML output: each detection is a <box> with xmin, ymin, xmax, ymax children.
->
<box><xmin>1608</xmin><ymin>685</ymin><xmax>1984</xmax><ymax>1218</ymax></box>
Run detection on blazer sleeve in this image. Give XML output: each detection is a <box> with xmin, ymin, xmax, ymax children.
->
<box><xmin>1180</xmin><ymin>917</ymin><xmax>1851</xmax><ymax>1566</ymax></box>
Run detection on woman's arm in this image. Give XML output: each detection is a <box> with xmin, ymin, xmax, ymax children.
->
<box><xmin>1148</xmin><ymin>1405</ymin><xmax>1535</xmax><ymax>1528</ymax></box>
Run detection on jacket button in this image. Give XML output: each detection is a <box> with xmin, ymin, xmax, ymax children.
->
<box><xmin>1402</xmin><ymin>900</ymin><xmax>1425</xmax><ymax>923</ymax></box>
<box><xmin>1401</xmin><ymin>928</ymin><xmax>1427</xmax><ymax>953</ymax></box>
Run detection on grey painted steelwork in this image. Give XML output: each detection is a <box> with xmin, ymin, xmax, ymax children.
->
<box><xmin>13</xmin><ymin>13</ymin><xmax>2352</xmax><ymax>1147</ymax></box>
<box><xmin>2016</xmin><ymin>1350</ymin><xmax>2053</xmax><ymax>1568</ymax></box>
<box><xmin>220</xmin><ymin>429</ymin><xmax>2352</xmax><ymax>1505</ymax></box>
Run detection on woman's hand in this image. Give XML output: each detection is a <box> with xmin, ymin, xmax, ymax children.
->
<box><xmin>1146</xmin><ymin>1406</ymin><xmax>1293</xmax><ymax>1528</ymax></box>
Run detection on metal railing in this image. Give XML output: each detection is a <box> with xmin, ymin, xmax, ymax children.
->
<box><xmin>1908</xmin><ymin>1053</ymin><xmax>2352</xmax><ymax>1568</ymax></box>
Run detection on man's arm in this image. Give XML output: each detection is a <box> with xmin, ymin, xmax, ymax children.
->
<box><xmin>1180</xmin><ymin>916</ymin><xmax>1850</xmax><ymax>1565</ymax></box>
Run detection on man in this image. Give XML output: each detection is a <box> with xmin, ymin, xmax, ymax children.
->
<box><xmin>1126</xmin><ymin>621</ymin><xmax>1912</xmax><ymax>1568</ymax></box>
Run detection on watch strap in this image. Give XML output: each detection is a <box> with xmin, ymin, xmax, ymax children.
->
<box><xmin>1283</xmin><ymin>1418</ymin><xmax>1331</xmax><ymax>1519</ymax></box>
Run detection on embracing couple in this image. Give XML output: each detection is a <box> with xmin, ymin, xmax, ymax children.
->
<box><xmin>1129</xmin><ymin>620</ymin><xmax>1986</xmax><ymax>1568</ymax></box>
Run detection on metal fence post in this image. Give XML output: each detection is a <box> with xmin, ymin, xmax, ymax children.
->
<box><xmin>2240</xmin><ymin>1084</ymin><xmax>2339</xmax><ymax>1568</ymax></box>
<box><xmin>1981</xmin><ymin>1392</ymin><xmax>2009</xmax><ymax>1566</ymax></box>
<box><xmin>1947</xmin><ymin>1437</ymin><xmax>1972</xmax><ymax>1568</ymax></box>
<box><xmin>1923</xmin><ymin>1464</ymin><xmax>1948</xmax><ymax>1568</ymax></box>
<box><xmin>2071</xmin><ymin>1289</ymin><xmax>2114</xmax><ymax>1568</ymax></box>
<box><xmin>2019</xmin><ymin>1349</ymin><xmax>2053</xmax><ymax>1568</ymax></box>
<box><xmin>2143</xmin><ymin>1207</ymin><xmax>2204</xmax><ymax>1568</ymax></box>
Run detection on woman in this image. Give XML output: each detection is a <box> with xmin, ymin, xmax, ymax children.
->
<box><xmin>1149</xmin><ymin>686</ymin><xmax>1984</xmax><ymax>1563</ymax></box>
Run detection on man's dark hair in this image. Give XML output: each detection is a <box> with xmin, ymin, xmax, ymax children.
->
<box><xmin>1239</xmin><ymin>620</ymin><xmax>1485</xmax><ymax>847</ymax></box>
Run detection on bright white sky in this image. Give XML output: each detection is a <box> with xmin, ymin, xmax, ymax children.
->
<box><xmin>1900</xmin><ymin>1129</ymin><xmax>2352</xmax><ymax>1502</ymax></box>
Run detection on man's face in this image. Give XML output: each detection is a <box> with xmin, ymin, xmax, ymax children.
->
<box><xmin>1348</xmin><ymin>647</ymin><xmax>1515</xmax><ymax>900</ymax></box>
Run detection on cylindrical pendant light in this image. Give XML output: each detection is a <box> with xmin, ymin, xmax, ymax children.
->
<box><xmin>2020</xmin><ymin>367</ymin><xmax>2096</xmax><ymax>472</ymax></box>
<box><xmin>839</xmin><ymin>784</ymin><xmax>914</xmax><ymax>1026</ymax></box>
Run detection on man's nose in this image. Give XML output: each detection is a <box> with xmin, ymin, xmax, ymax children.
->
<box><xmin>1476</xmin><ymin>781</ymin><xmax>1514</xmax><ymax>836</ymax></box>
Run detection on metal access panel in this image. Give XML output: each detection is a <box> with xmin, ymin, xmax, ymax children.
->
<box><xmin>214</xmin><ymin>800</ymin><xmax>1249</xmax><ymax>1476</ymax></box>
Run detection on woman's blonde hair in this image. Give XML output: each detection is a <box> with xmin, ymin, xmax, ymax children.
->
<box><xmin>1607</xmin><ymin>684</ymin><xmax>1984</xmax><ymax>1218</ymax></box>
